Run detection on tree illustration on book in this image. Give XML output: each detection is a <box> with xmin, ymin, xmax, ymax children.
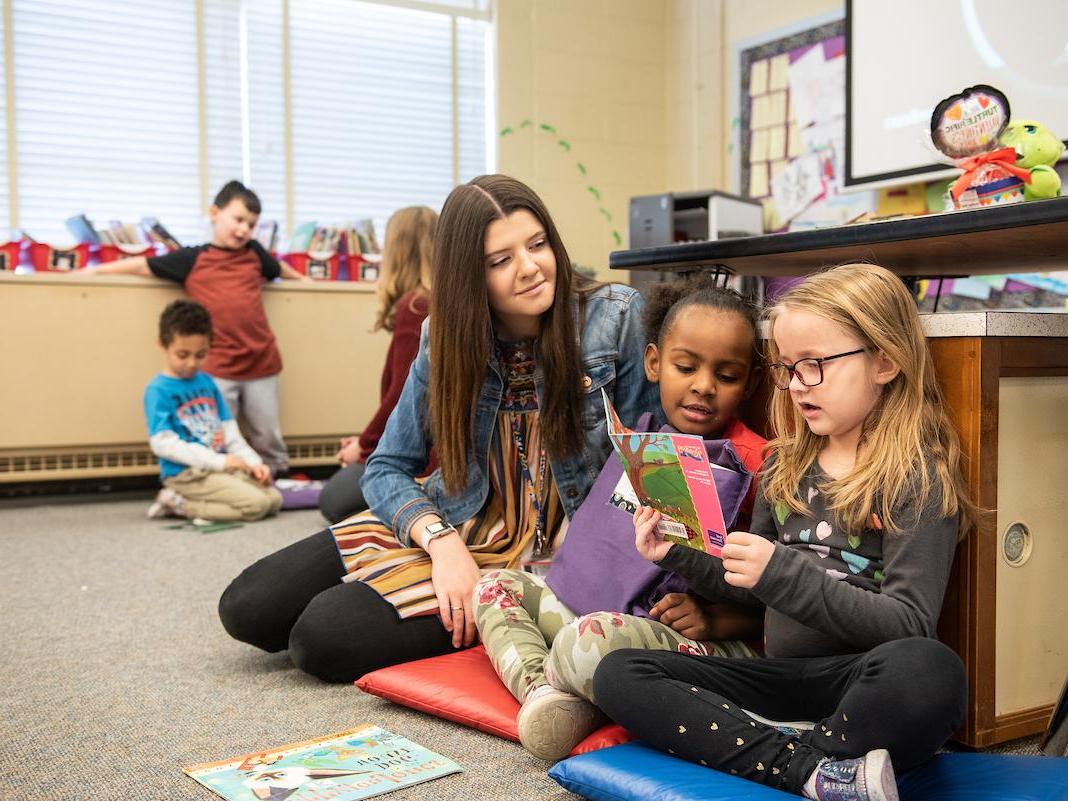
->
<box><xmin>601</xmin><ymin>390</ymin><xmax>728</xmax><ymax>557</ymax></box>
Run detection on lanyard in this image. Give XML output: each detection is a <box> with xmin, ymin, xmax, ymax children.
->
<box><xmin>509</xmin><ymin>413</ymin><xmax>550</xmax><ymax>559</ymax></box>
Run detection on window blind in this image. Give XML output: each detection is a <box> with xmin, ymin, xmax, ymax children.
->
<box><xmin>12</xmin><ymin>0</ymin><xmax>202</xmax><ymax>243</ymax></box>
<box><xmin>286</xmin><ymin>0</ymin><xmax>488</xmax><ymax>238</ymax></box>
<box><xmin>0</xmin><ymin>8</ymin><xmax>9</xmax><ymax>238</ymax></box>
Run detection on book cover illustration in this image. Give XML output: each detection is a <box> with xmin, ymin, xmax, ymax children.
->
<box><xmin>602</xmin><ymin>389</ymin><xmax>728</xmax><ymax>557</ymax></box>
<box><xmin>183</xmin><ymin>724</ymin><xmax>462</xmax><ymax>801</ymax></box>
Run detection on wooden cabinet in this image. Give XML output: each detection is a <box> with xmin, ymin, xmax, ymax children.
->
<box><xmin>932</xmin><ymin>334</ymin><xmax>1068</xmax><ymax>747</ymax></box>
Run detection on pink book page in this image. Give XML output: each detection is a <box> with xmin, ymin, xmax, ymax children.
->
<box><xmin>668</xmin><ymin>434</ymin><xmax>727</xmax><ymax>558</ymax></box>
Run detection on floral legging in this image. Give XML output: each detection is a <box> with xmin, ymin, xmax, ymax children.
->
<box><xmin>472</xmin><ymin>568</ymin><xmax>759</xmax><ymax>704</ymax></box>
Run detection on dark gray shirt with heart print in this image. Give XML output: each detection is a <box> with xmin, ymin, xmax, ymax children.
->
<box><xmin>659</xmin><ymin>460</ymin><xmax>960</xmax><ymax>658</ymax></box>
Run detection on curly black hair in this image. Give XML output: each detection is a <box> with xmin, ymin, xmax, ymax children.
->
<box><xmin>213</xmin><ymin>179</ymin><xmax>262</xmax><ymax>215</ymax></box>
<box><xmin>159</xmin><ymin>299</ymin><xmax>213</xmax><ymax>345</ymax></box>
<box><xmin>641</xmin><ymin>273</ymin><xmax>759</xmax><ymax>351</ymax></box>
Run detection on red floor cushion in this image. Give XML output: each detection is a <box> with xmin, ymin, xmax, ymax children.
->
<box><xmin>355</xmin><ymin>644</ymin><xmax>633</xmax><ymax>755</ymax></box>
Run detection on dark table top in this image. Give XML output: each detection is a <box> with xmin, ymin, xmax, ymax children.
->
<box><xmin>610</xmin><ymin>195</ymin><xmax>1068</xmax><ymax>278</ymax></box>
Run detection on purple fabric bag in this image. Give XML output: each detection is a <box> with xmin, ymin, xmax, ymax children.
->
<box><xmin>545</xmin><ymin>414</ymin><xmax>753</xmax><ymax>619</ymax></box>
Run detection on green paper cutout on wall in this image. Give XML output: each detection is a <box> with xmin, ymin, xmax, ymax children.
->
<box><xmin>498</xmin><ymin>120</ymin><xmax>622</xmax><ymax>248</ymax></box>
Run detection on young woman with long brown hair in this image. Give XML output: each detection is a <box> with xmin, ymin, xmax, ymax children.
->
<box><xmin>319</xmin><ymin>205</ymin><xmax>438</xmax><ymax>523</ymax></box>
<box><xmin>219</xmin><ymin>175</ymin><xmax>656</xmax><ymax>682</ymax></box>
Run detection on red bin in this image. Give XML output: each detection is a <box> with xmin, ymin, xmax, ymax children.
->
<box><xmin>283</xmin><ymin>251</ymin><xmax>340</xmax><ymax>281</ymax></box>
<box><xmin>0</xmin><ymin>241</ymin><xmax>22</xmax><ymax>271</ymax></box>
<box><xmin>97</xmin><ymin>243</ymin><xmax>155</xmax><ymax>264</ymax></box>
<box><xmin>29</xmin><ymin>243</ymin><xmax>91</xmax><ymax>272</ymax></box>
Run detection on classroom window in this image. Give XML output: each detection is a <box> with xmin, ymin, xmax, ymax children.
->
<box><xmin>2</xmin><ymin>0</ymin><xmax>493</xmax><ymax>245</ymax></box>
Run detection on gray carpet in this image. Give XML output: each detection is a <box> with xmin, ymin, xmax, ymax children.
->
<box><xmin>0</xmin><ymin>497</ymin><xmax>1045</xmax><ymax>801</ymax></box>
<box><xmin>0</xmin><ymin>498</ymin><xmax>575</xmax><ymax>800</ymax></box>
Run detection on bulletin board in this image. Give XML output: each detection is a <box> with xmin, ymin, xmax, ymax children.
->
<box><xmin>738</xmin><ymin>18</ymin><xmax>874</xmax><ymax>230</ymax></box>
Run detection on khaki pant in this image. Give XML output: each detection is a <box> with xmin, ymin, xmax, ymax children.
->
<box><xmin>473</xmin><ymin>568</ymin><xmax>759</xmax><ymax>704</ymax></box>
<box><xmin>165</xmin><ymin>468</ymin><xmax>282</xmax><ymax>522</ymax></box>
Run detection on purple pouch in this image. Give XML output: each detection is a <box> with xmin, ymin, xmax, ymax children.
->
<box><xmin>546</xmin><ymin>415</ymin><xmax>752</xmax><ymax>619</ymax></box>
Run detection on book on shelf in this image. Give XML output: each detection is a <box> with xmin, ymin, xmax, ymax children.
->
<box><xmin>65</xmin><ymin>214</ymin><xmax>101</xmax><ymax>245</ymax></box>
<box><xmin>141</xmin><ymin>217</ymin><xmax>182</xmax><ymax>250</ymax></box>
<box><xmin>183</xmin><ymin>724</ymin><xmax>462</xmax><ymax>801</ymax></box>
<box><xmin>353</xmin><ymin>218</ymin><xmax>380</xmax><ymax>255</ymax></box>
<box><xmin>256</xmin><ymin>220</ymin><xmax>279</xmax><ymax>252</ymax></box>
<box><xmin>289</xmin><ymin>221</ymin><xmax>318</xmax><ymax>253</ymax></box>
<box><xmin>602</xmin><ymin>389</ymin><xmax>728</xmax><ymax>558</ymax></box>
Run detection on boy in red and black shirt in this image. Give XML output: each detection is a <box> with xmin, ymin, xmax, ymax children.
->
<box><xmin>92</xmin><ymin>181</ymin><xmax>306</xmax><ymax>475</ymax></box>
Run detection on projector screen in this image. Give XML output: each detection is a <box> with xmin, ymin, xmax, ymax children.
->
<box><xmin>846</xmin><ymin>0</ymin><xmax>1068</xmax><ymax>188</ymax></box>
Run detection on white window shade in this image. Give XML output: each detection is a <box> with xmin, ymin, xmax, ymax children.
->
<box><xmin>0</xmin><ymin>9</ymin><xmax>9</xmax><ymax>239</ymax></box>
<box><xmin>203</xmin><ymin>0</ymin><xmax>245</xmax><ymax>208</ymax></box>
<box><xmin>12</xmin><ymin>0</ymin><xmax>202</xmax><ymax>244</ymax></box>
<box><xmin>243</xmin><ymin>0</ymin><xmax>288</xmax><ymax>227</ymax></box>
<box><xmin>287</xmin><ymin>0</ymin><xmax>483</xmax><ymax>236</ymax></box>
<box><xmin>456</xmin><ymin>15</ymin><xmax>488</xmax><ymax>184</ymax></box>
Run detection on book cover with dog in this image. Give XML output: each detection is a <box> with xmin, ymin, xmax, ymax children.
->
<box><xmin>183</xmin><ymin>724</ymin><xmax>462</xmax><ymax>801</ymax></box>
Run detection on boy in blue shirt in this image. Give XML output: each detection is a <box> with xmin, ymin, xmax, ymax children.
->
<box><xmin>144</xmin><ymin>299</ymin><xmax>282</xmax><ymax>522</ymax></box>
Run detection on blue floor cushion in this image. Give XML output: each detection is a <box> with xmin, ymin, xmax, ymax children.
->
<box><xmin>549</xmin><ymin>742</ymin><xmax>1068</xmax><ymax>801</ymax></box>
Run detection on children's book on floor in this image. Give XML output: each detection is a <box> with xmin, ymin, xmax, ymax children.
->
<box><xmin>602</xmin><ymin>389</ymin><xmax>728</xmax><ymax>557</ymax></box>
<box><xmin>183</xmin><ymin>724</ymin><xmax>462</xmax><ymax>801</ymax></box>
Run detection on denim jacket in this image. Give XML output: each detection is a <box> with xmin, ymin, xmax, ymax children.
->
<box><xmin>362</xmin><ymin>283</ymin><xmax>658</xmax><ymax>545</ymax></box>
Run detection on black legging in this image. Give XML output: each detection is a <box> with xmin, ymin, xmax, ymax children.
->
<box><xmin>593</xmin><ymin>638</ymin><xmax>966</xmax><ymax>795</ymax></box>
<box><xmin>318</xmin><ymin>462</ymin><xmax>369</xmax><ymax>524</ymax></box>
<box><xmin>218</xmin><ymin>529</ymin><xmax>454</xmax><ymax>682</ymax></box>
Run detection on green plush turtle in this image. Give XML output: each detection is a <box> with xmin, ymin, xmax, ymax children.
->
<box><xmin>999</xmin><ymin>120</ymin><xmax>1064</xmax><ymax>200</ymax></box>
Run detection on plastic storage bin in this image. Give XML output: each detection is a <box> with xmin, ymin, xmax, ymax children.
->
<box><xmin>29</xmin><ymin>243</ymin><xmax>91</xmax><ymax>272</ymax></box>
<box><xmin>283</xmin><ymin>251</ymin><xmax>340</xmax><ymax>280</ymax></box>
<box><xmin>96</xmin><ymin>243</ymin><xmax>155</xmax><ymax>264</ymax></box>
<box><xmin>0</xmin><ymin>241</ymin><xmax>22</xmax><ymax>271</ymax></box>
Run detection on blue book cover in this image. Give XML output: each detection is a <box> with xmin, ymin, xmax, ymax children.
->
<box><xmin>183</xmin><ymin>724</ymin><xmax>462</xmax><ymax>801</ymax></box>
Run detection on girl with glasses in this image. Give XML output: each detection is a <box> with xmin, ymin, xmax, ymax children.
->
<box><xmin>594</xmin><ymin>263</ymin><xmax>975</xmax><ymax>801</ymax></box>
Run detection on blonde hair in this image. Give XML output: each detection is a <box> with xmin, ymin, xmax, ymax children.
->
<box><xmin>374</xmin><ymin>205</ymin><xmax>437</xmax><ymax>332</ymax></box>
<box><xmin>763</xmin><ymin>263</ymin><xmax>974</xmax><ymax>537</ymax></box>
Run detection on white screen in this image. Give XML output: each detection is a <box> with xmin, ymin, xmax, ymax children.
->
<box><xmin>848</xmin><ymin>0</ymin><xmax>1068</xmax><ymax>187</ymax></box>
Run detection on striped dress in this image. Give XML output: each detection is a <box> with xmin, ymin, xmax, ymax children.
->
<box><xmin>331</xmin><ymin>338</ymin><xmax>565</xmax><ymax>619</ymax></box>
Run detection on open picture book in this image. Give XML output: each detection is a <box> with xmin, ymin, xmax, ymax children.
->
<box><xmin>602</xmin><ymin>389</ymin><xmax>728</xmax><ymax>558</ymax></box>
<box><xmin>183</xmin><ymin>724</ymin><xmax>462</xmax><ymax>801</ymax></box>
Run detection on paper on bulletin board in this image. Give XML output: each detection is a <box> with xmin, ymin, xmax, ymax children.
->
<box><xmin>788</xmin><ymin>46</ymin><xmax>845</xmax><ymax>128</ymax></box>
<box><xmin>750</xmin><ymin>59</ymin><xmax>769</xmax><ymax>94</ymax></box>
<box><xmin>749</xmin><ymin>163</ymin><xmax>769</xmax><ymax>198</ymax></box>
<box><xmin>750</xmin><ymin>129</ymin><xmax>770</xmax><ymax>162</ymax></box>
<box><xmin>768</xmin><ymin>54</ymin><xmax>789</xmax><ymax>92</ymax></box>
<box><xmin>767</xmin><ymin>127</ymin><xmax>787</xmax><ymax>161</ymax></box>
<box><xmin>771</xmin><ymin>154</ymin><xmax>825</xmax><ymax>223</ymax></box>
<box><xmin>767</xmin><ymin>91</ymin><xmax>788</xmax><ymax>126</ymax></box>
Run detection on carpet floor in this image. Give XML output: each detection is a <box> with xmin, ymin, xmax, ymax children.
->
<box><xmin>0</xmin><ymin>495</ymin><xmax>1044</xmax><ymax>800</ymax></box>
<box><xmin>0</xmin><ymin>497</ymin><xmax>573</xmax><ymax>800</ymax></box>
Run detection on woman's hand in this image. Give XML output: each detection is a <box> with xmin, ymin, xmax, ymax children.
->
<box><xmin>633</xmin><ymin>505</ymin><xmax>672</xmax><ymax>562</ymax></box>
<box><xmin>649</xmin><ymin>592</ymin><xmax>714</xmax><ymax>641</ymax></box>
<box><xmin>426</xmin><ymin>534</ymin><xmax>481</xmax><ymax>648</ymax></box>
<box><xmin>335</xmin><ymin>436</ymin><xmax>361</xmax><ymax>467</ymax></box>
<box><xmin>721</xmin><ymin>531</ymin><xmax>775</xmax><ymax>589</ymax></box>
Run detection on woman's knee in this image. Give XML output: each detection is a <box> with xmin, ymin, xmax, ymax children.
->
<box><xmin>218</xmin><ymin>565</ymin><xmax>286</xmax><ymax>652</ymax></box>
<box><xmin>288</xmin><ymin>594</ymin><xmax>366</xmax><ymax>683</ymax></box>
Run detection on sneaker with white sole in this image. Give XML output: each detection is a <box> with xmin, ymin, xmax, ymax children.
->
<box><xmin>147</xmin><ymin>488</ymin><xmax>186</xmax><ymax>519</ymax></box>
<box><xmin>804</xmin><ymin>749</ymin><xmax>898</xmax><ymax>801</ymax></box>
<box><xmin>516</xmin><ymin>685</ymin><xmax>604</xmax><ymax>762</ymax></box>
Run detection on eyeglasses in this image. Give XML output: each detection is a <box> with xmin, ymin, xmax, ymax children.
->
<box><xmin>768</xmin><ymin>348</ymin><xmax>867</xmax><ymax>390</ymax></box>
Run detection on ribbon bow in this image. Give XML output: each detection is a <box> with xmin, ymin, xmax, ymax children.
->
<box><xmin>950</xmin><ymin>147</ymin><xmax>1032</xmax><ymax>200</ymax></box>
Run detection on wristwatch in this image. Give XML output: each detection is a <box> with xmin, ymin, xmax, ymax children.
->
<box><xmin>422</xmin><ymin>520</ymin><xmax>458</xmax><ymax>548</ymax></box>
